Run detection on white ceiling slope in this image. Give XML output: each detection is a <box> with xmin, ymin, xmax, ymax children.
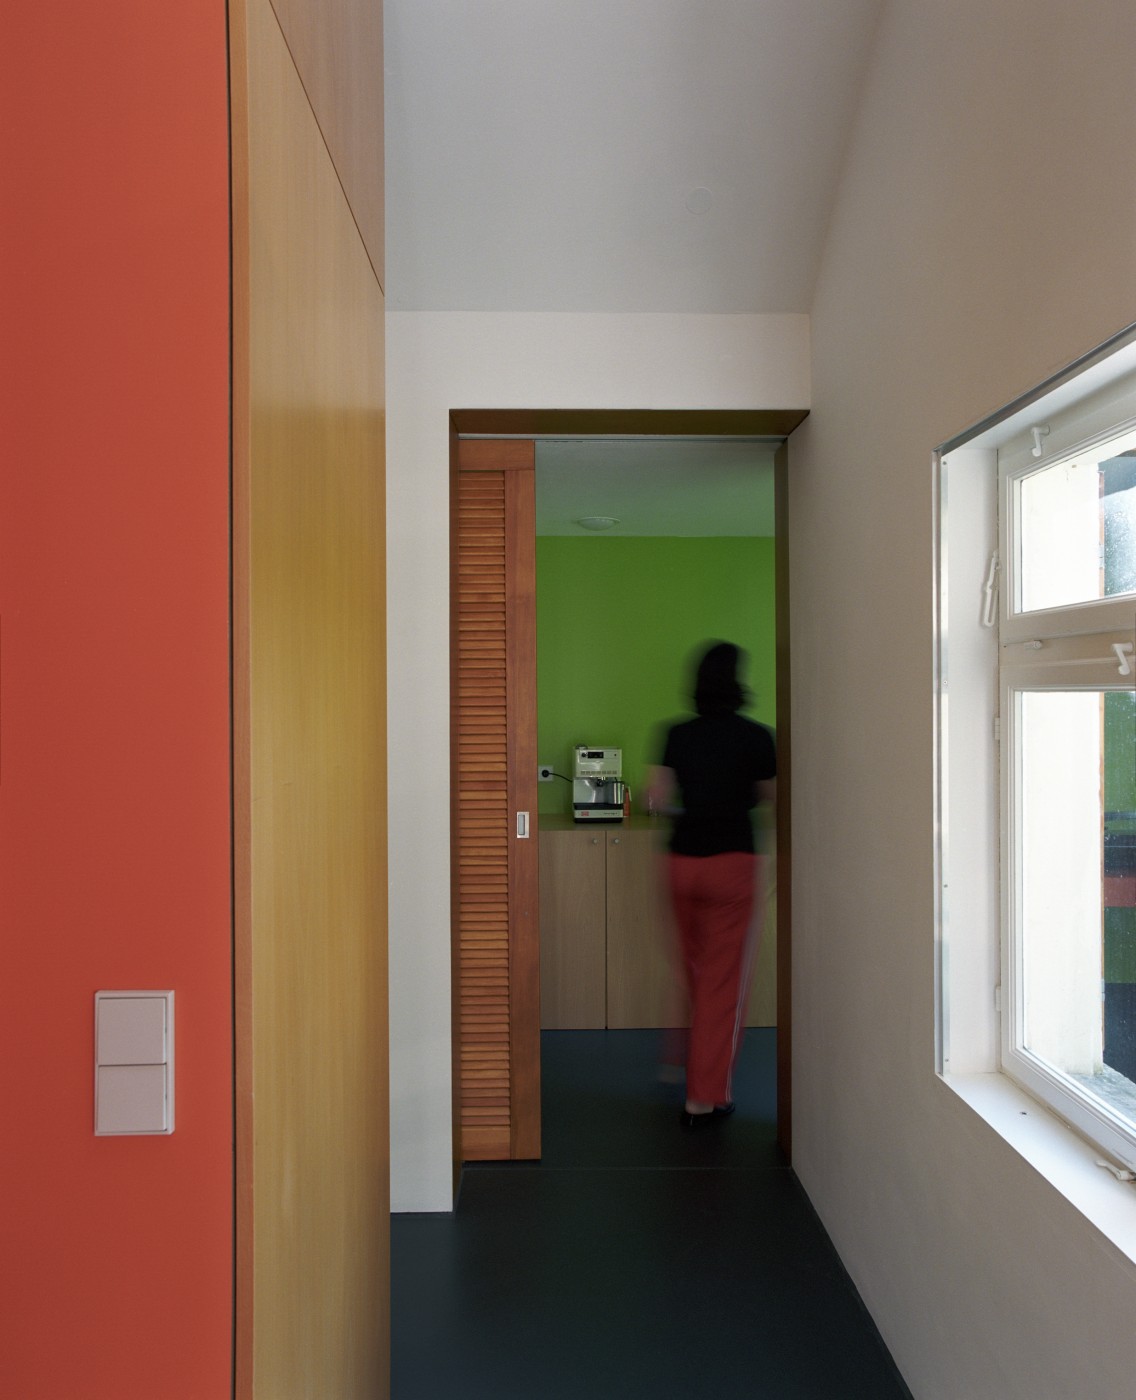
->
<box><xmin>384</xmin><ymin>0</ymin><xmax>884</xmax><ymax>315</ymax></box>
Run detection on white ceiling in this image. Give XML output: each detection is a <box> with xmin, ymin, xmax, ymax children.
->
<box><xmin>383</xmin><ymin>0</ymin><xmax>884</xmax><ymax>315</ymax></box>
<box><xmin>385</xmin><ymin>2</ymin><xmax>881</xmax><ymax>530</ymax></box>
<box><xmin>535</xmin><ymin>438</ymin><xmax>776</xmax><ymax>536</ymax></box>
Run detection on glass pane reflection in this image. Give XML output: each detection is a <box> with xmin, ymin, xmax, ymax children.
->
<box><xmin>1103</xmin><ymin>692</ymin><xmax>1136</xmax><ymax>1097</ymax></box>
<box><xmin>1019</xmin><ymin>690</ymin><xmax>1136</xmax><ymax>1123</ymax></box>
<box><xmin>1018</xmin><ymin>429</ymin><xmax>1136</xmax><ymax>613</ymax></box>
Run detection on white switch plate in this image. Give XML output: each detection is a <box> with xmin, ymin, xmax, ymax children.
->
<box><xmin>94</xmin><ymin>991</ymin><xmax>174</xmax><ymax>1135</ymax></box>
<box><xmin>97</xmin><ymin>994</ymin><xmax>167</xmax><ymax>1064</ymax></box>
<box><xmin>96</xmin><ymin>1065</ymin><xmax>168</xmax><ymax>1135</ymax></box>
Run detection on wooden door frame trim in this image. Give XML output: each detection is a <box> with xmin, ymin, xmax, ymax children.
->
<box><xmin>447</xmin><ymin>421</ymin><xmax>462</xmax><ymax>1194</ymax></box>
<box><xmin>229</xmin><ymin>0</ymin><xmax>253</xmax><ymax>1390</ymax></box>
<box><xmin>773</xmin><ymin>440</ymin><xmax>793</xmax><ymax>1161</ymax></box>
<box><xmin>451</xmin><ymin>408</ymin><xmax>807</xmax><ymax>438</ymax></box>
<box><xmin>448</xmin><ymin>406</ymin><xmax>806</xmax><ymax>1181</ymax></box>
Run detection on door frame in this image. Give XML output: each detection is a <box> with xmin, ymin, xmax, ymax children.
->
<box><xmin>449</xmin><ymin>407</ymin><xmax>807</xmax><ymax>1168</ymax></box>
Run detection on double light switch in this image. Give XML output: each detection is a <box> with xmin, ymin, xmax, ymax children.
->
<box><xmin>94</xmin><ymin>991</ymin><xmax>174</xmax><ymax>1135</ymax></box>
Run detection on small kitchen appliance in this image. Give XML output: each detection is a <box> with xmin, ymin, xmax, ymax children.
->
<box><xmin>572</xmin><ymin>746</ymin><xmax>626</xmax><ymax>823</ymax></box>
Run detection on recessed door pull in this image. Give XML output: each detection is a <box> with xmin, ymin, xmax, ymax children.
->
<box><xmin>517</xmin><ymin>811</ymin><xmax>530</xmax><ymax>839</ymax></box>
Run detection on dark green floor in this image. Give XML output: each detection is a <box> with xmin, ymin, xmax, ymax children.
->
<box><xmin>392</xmin><ymin>1030</ymin><xmax>912</xmax><ymax>1399</ymax></box>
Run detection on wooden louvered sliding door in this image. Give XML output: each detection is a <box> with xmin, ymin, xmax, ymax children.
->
<box><xmin>451</xmin><ymin>438</ymin><xmax>540</xmax><ymax>1161</ymax></box>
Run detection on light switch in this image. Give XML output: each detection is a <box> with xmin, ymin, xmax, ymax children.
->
<box><xmin>97</xmin><ymin>995</ymin><xmax>167</xmax><ymax>1065</ymax></box>
<box><xmin>96</xmin><ymin>1065</ymin><xmax>168</xmax><ymax>1134</ymax></box>
<box><xmin>94</xmin><ymin>991</ymin><xmax>174</xmax><ymax>1135</ymax></box>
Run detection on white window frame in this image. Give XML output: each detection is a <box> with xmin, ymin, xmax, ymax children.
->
<box><xmin>998</xmin><ymin>602</ymin><xmax>1136</xmax><ymax>1172</ymax></box>
<box><xmin>936</xmin><ymin>322</ymin><xmax>1136</xmax><ymax>1181</ymax></box>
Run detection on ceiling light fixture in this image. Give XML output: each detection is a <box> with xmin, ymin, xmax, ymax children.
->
<box><xmin>576</xmin><ymin>516</ymin><xmax>619</xmax><ymax>531</ymax></box>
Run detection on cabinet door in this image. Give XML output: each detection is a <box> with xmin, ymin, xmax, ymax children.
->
<box><xmin>607</xmin><ymin>830</ymin><xmax>777</xmax><ymax>1029</ymax></box>
<box><xmin>605</xmin><ymin>829</ymin><xmax>684</xmax><ymax>1028</ymax></box>
<box><xmin>745</xmin><ymin>878</ymin><xmax>777</xmax><ymax>1026</ymax></box>
<box><xmin>539</xmin><ymin>829</ymin><xmax>606</xmax><ymax>1028</ymax></box>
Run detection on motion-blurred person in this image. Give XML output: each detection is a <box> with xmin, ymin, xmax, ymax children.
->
<box><xmin>647</xmin><ymin>641</ymin><xmax>776</xmax><ymax>1129</ymax></box>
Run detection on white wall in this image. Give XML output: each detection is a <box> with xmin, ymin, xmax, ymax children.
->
<box><xmin>386</xmin><ymin>312</ymin><xmax>809</xmax><ymax>1210</ymax></box>
<box><xmin>790</xmin><ymin>1</ymin><xmax>1136</xmax><ymax>1396</ymax></box>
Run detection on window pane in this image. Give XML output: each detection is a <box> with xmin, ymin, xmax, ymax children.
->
<box><xmin>1018</xmin><ymin>690</ymin><xmax>1136</xmax><ymax>1123</ymax></box>
<box><xmin>1017</xmin><ymin>428</ymin><xmax>1136</xmax><ymax>613</ymax></box>
<box><xmin>1103</xmin><ymin>692</ymin><xmax>1136</xmax><ymax>1099</ymax></box>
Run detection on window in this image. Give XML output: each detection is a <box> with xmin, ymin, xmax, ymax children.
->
<box><xmin>1001</xmin><ymin>422</ymin><xmax>1136</xmax><ymax>1171</ymax></box>
<box><xmin>937</xmin><ymin>326</ymin><xmax>1136</xmax><ymax>1177</ymax></box>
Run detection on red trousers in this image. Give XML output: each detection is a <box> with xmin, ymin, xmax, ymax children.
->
<box><xmin>667</xmin><ymin>852</ymin><xmax>760</xmax><ymax>1106</ymax></box>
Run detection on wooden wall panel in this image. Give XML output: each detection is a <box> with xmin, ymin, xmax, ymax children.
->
<box><xmin>232</xmin><ymin>0</ymin><xmax>388</xmax><ymax>1394</ymax></box>
<box><xmin>269</xmin><ymin>0</ymin><xmax>384</xmax><ymax>283</ymax></box>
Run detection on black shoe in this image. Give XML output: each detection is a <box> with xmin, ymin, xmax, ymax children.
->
<box><xmin>680</xmin><ymin>1102</ymin><xmax>735</xmax><ymax>1130</ymax></box>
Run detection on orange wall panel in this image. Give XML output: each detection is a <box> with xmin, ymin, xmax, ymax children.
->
<box><xmin>1</xmin><ymin>4</ymin><xmax>233</xmax><ymax>1397</ymax></box>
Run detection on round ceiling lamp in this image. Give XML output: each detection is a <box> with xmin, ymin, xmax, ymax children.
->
<box><xmin>576</xmin><ymin>515</ymin><xmax>619</xmax><ymax>531</ymax></box>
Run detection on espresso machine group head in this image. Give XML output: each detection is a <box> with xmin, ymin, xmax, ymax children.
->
<box><xmin>572</xmin><ymin>746</ymin><xmax>626</xmax><ymax>823</ymax></box>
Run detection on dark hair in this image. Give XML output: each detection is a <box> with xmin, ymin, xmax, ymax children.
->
<box><xmin>693</xmin><ymin>641</ymin><xmax>748</xmax><ymax>716</ymax></box>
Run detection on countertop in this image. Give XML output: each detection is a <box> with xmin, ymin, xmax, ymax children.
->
<box><xmin>537</xmin><ymin>813</ymin><xmax>667</xmax><ymax>833</ymax></box>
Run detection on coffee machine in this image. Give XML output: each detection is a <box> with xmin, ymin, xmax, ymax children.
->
<box><xmin>572</xmin><ymin>746</ymin><xmax>626</xmax><ymax>822</ymax></box>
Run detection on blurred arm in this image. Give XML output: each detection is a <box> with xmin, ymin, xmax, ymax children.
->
<box><xmin>646</xmin><ymin>765</ymin><xmax>677</xmax><ymax>815</ymax></box>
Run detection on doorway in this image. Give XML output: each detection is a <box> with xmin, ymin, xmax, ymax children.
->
<box><xmin>534</xmin><ymin>436</ymin><xmax>779</xmax><ymax>1034</ymax></box>
<box><xmin>449</xmin><ymin>408</ymin><xmax>804</xmax><ymax>1172</ymax></box>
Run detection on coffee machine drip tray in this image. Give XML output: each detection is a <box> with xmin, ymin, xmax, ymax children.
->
<box><xmin>573</xmin><ymin>804</ymin><xmax>623</xmax><ymax>823</ymax></box>
<box><xmin>572</xmin><ymin>776</ymin><xmax>626</xmax><ymax>823</ymax></box>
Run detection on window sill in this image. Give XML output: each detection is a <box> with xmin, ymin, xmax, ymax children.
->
<box><xmin>942</xmin><ymin>1071</ymin><xmax>1136</xmax><ymax>1266</ymax></box>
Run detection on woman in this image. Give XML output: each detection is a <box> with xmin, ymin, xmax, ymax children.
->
<box><xmin>648</xmin><ymin>641</ymin><xmax>776</xmax><ymax>1129</ymax></box>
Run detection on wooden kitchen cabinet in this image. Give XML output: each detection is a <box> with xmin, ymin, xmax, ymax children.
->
<box><xmin>538</xmin><ymin>823</ymin><xmax>608</xmax><ymax>1028</ymax></box>
<box><xmin>604</xmin><ymin>825</ymin><xmax>683</xmax><ymax>1028</ymax></box>
<box><xmin>539</xmin><ymin>816</ymin><xmax>776</xmax><ymax>1030</ymax></box>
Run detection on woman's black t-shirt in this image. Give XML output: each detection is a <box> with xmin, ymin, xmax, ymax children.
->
<box><xmin>661</xmin><ymin>712</ymin><xmax>777</xmax><ymax>856</ymax></box>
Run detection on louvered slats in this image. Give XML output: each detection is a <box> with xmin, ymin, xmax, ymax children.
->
<box><xmin>456</xmin><ymin>472</ymin><xmax>512</xmax><ymax>1155</ymax></box>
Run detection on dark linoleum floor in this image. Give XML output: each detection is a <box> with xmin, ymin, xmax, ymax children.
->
<box><xmin>392</xmin><ymin>1030</ymin><xmax>912</xmax><ymax>1399</ymax></box>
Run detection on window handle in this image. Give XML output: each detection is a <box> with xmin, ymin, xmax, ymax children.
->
<box><xmin>1112</xmin><ymin>643</ymin><xmax>1133</xmax><ymax>677</ymax></box>
<box><xmin>981</xmin><ymin>552</ymin><xmax>1000</xmax><ymax>629</ymax></box>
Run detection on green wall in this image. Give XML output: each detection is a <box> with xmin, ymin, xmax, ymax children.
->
<box><xmin>536</xmin><ymin>536</ymin><xmax>776</xmax><ymax>816</ymax></box>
